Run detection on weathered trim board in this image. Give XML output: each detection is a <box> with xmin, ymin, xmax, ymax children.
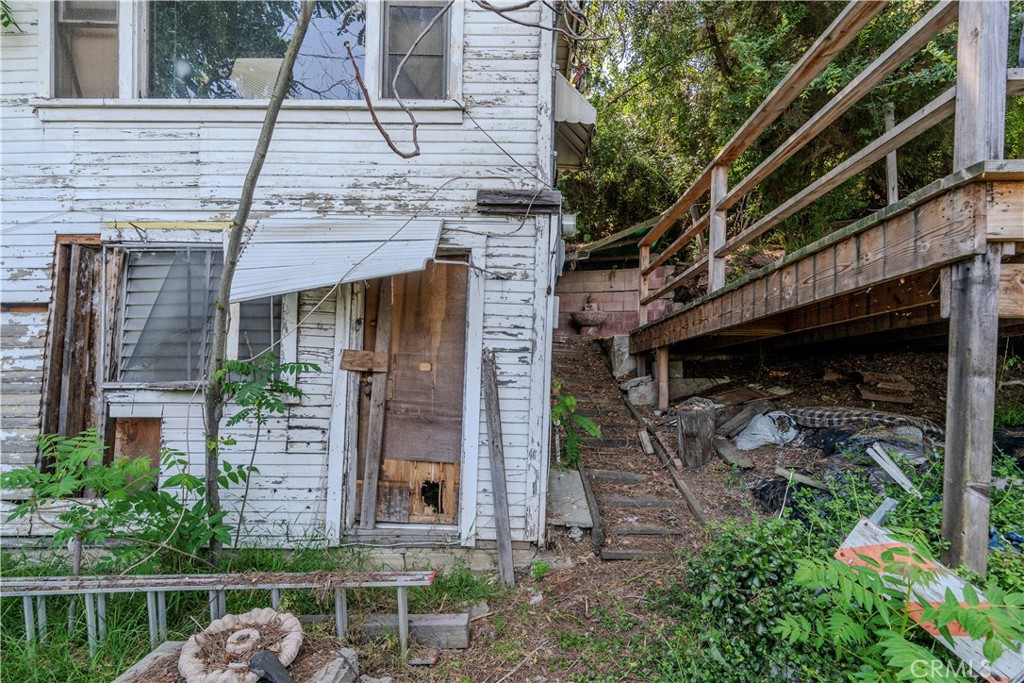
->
<box><xmin>632</xmin><ymin>175</ymin><xmax>1021</xmax><ymax>353</ymax></box>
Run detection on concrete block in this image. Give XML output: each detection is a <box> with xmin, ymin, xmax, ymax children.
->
<box><xmin>610</xmin><ymin>335</ymin><xmax>635</xmax><ymax>379</ymax></box>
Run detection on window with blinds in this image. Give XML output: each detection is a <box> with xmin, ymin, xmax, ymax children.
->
<box><xmin>118</xmin><ymin>248</ymin><xmax>283</xmax><ymax>383</ymax></box>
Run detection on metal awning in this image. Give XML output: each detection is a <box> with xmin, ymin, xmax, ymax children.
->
<box><xmin>554</xmin><ymin>72</ymin><xmax>596</xmax><ymax>171</ymax></box>
<box><xmin>230</xmin><ymin>217</ymin><xmax>443</xmax><ymax>301</ymax></box>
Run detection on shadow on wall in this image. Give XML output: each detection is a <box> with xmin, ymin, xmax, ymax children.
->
<box><xmin>555</xmin><ymin>266</ymin><xmax>670</xmax><ymax>337</ymax></box>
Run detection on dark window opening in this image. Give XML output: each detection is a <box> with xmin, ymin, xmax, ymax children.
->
<box><xmin>420</xmin><ymin>479</ymin><xmax>442</xmax><ymax>514</ymax></box>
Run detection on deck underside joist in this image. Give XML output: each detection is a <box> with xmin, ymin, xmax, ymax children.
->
<box><xmin>630</xmin><ymin>163</ymin><xmax>1024</xmax><ymax>356</ymax></box>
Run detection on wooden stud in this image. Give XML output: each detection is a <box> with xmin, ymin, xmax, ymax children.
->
<box><xmin>360</xmin><ymin>279</ymin><xmax>394</xmax><ymax>529</ymax></box>
<box><xmin>656</xmin><ymin>346</ymin><xmax>669</xmax><ymax>411</ymax></box>
<box><xmin>481</xmin><ymin>349</ymin><xmax>516</xmax><ymax>588</ymax></box>
<box><xmin>942</xmin><ymin>246</ymin><xmax>1001</xmax><ymax>574</ymax></box>
<box><xmin>709</xmin><ymin>165</ymin><xmax>728</xmax><ymax>293</ymax></box>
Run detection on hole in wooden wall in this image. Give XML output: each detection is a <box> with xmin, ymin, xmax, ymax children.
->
<box><xmin>420</xmin><ymin>480</ymin><xmax>443</xmax><ymax>514</ymax></box>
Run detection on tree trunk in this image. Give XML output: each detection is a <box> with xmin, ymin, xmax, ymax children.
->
<box><xmin>202</xmin><ymin>1</ymin><xmax>315</xmax><ymax>562</ymax></box>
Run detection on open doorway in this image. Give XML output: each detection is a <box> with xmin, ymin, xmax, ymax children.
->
<box><xmin>355</xmin><ymin>259</ymin><xmax>468</xmax><ymax>526</ymax></box>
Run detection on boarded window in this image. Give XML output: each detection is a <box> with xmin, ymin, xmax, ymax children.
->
<box><xmin>147</xmin><ymin>1</ymin><xmax>366</xmax><ymax>100</ymax></box>
<box><xmin>382</xmin><ymin>3</ymin><xmax>448</xmax><ymax>99</ymax></box>
<box><xmin>112</xmin><ymin>418</ymin><xmax>162</xmax><ymax>482</ymax></box>
<box><xmin>55</xmin><ymin>0</ymin><xmax>119</xmax><ymax>98</ymax></box>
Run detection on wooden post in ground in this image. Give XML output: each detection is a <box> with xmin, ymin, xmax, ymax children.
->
<box><xmin>708</xmin><ymin>164</ymin><xmax>728</xmax><ymax>293</ymax></box>
<box><xmin>678</xmin><ymin>401</ymin><xmax>715</xmax><ymax>468</ymax></box>
<box><xmin>942</xmin><ymin>0</ymin><xmax>1008</xmax><ymax>575</ymax></box>
<box><xmin>482</xmin><ymin>349</ymin><xmax>516</xmax><ymax>588</ymax></box>
<box><xmin>656</xmin><ymin>346</ymin><xmax>669</xmax><ymax>411</ymax></box>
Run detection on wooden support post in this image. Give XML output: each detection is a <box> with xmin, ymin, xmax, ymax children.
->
<box><xmin>397</xmin><ymin>586</ymin><xmax>409</xmax><ymax>658</ymax></box>
<box><xmin>638</xmin><ymin>245</ymin><xmax>651</xmax><ymax>326</ymax></box>
<box><xmin>656</xmin><ymin>346</ymin><xmax>669</xmax><ymax>411</ymax></box>
<box><xmin>148</xmin><ymin>592</ymin><xmax>159</xmax><ymax>648</ymax></box>
<box><xmin>360</xmin><ymin>279</ymin><xmax>394</xmax><ymax>529</ymax></box>
<box><xmin>677</xmin><ymin>401</ymin><xmax>716</xmax><ymax>468</ymax></box>
<box><xmin>482</xmin><ymin>349</ymin><xmax>516</xmax><ymax>588</ymax></box>
<box><xmin>335</xmin><ymin>588</ymin><xmax>348</xmax><ymax>639</ymax></box>
<box><xmin>884</xmin><ymin>103</ymin><xmax>899</xmax><ymax>204</ymax></box>
<box><xmin>942</xmin><ymin>246</ymin><xmax>1001</xmax><ymax>574</ymax></box>
<box><xmin>708</xmin><ymin>164</ymin><xmax>728</xmax><ymax>293</ymax></box>
<box><xmin>942</xmin><ymin>0</ymin><xmax>1008</xmax><ymax>574</ymax></box>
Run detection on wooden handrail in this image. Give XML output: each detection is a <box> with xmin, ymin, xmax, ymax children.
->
<box><xmin>642</xmin><ymin>211</ymin><xmax>709</xmax><ymax>276</ymax></box>
<box><xmin>641</xmin><ymin>256</ymin><xmax>708</xmax><ymax>307</ymax></box>
<box><xmin>717</xmin><ymin>86</ymin><xmax>956</xmax><ymax>257</ymax></box>
<box><xmin>638</xmin><ymin>0</ymin><xmax>887</xmax><ymax>249</ymax></box>
<box><xmin>718</xmin><ymin>0</ymin><xmax>958</xmax><ymax>213</ymax></box>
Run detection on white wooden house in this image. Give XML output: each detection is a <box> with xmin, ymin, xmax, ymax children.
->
<box><xmin>0</xmin><ymin>0</ymin><xmax>595</xmax><ymax>552</ymax></box>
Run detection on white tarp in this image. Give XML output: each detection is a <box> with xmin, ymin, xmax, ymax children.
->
<box><xmin>230</xmin><ymin>217</ymin><xmax>443</xmax><ymax>302</ymax></box>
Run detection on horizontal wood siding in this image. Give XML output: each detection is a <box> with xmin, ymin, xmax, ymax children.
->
<box><xmin>1</xmin><ymin>1</ymin><xmax>556</xmax><ymax>547</ymax></box>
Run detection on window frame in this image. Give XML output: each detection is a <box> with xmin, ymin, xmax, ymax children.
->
<box><xmin>39</xmin><ymin>1</ymin><xmax>464</xmax><ymax>106</ymax></box>
<box><xmin>100</xmin><ymin>240</ymin><xmax>298</xmax><ymax>390</ymax></box>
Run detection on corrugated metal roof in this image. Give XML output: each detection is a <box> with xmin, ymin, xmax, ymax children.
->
<box><xmin>554</xmin><ymin>72</ymin><xmax>596</xmax><ymax>126</ymax></box>
<box><xmin>231</xmin><ymin>218</ymin><xmax>443</xmax><ymax>301</ymax></box>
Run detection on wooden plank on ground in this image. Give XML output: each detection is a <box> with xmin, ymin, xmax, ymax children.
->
<box><xmin>361</xmin><ymin>613</ymin><xmax>470</xmax><ymax>649</ymax></box>
<box><xmin>775</xmin><ymin>467</ymin><xmax>828</xmax><ymax>490</ymax></box>
<box><xmin>360</xmin><ymin>279</ymin><xmax>394</xmax><ymax>529</ymax></box>
<box><xmin>576</xmin><ymin>459</ymin><xmax>604</xmax><ymax>555</ymax></box>
<box><xmin>714</xmin><ymin>436</ymin><xmax>753</xmax><ymax>469</ymax></box>
<box><xmin>836</xmin><ymin>519</ymin><xmax>1024</xmax><ymax>683</ymax></box>
<box><xmin>865</xmin><ymin>443</ymin><xmax>922</xmax><ymax>498</ymax></box>
<box><xmin>717</xmin><ymin>400</ymin><xmax>776</xmax><ymax>437</ymax></box>
<box><xmin>481</xmin><ymin>349</ymin><xmax>515</xmax><ymax>588</ymax></box>
<box><xmin>638</xmin><ymin>430</ymin><xmax>654</xmax><ymax>455</ymax></box>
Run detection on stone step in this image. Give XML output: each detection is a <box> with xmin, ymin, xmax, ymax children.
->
<box><xmin>601</xmin><ymin>495</ymin><xmax>679</xmax><ymax>508</ymax></box>
<box><xmin>589</xmin><ymin>469</ymin><xmax>648</xmax><ymax>485</ymax></box>
<box><xmin>611</xmin><ymin>524</ymin><xmax>688</xmax><ymax>537</ymax></box>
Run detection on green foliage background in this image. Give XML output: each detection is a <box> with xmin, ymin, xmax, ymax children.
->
<box><xmin>560</xmin><ymin>1</ymin><xmax>1024</xmax><ymax>254</ymax></box>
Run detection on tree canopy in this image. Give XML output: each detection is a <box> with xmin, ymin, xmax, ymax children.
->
<box><xmin>560</xmin><ymin>1</ymin><xmax>1024</xmax><ymax>255</ymax></box>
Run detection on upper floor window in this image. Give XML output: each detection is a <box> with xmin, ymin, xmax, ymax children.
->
<box><xmin>50</xmin><ymin>0</ymin><xmax>460</xmax><ymax>102</ymax></box>
<box><xmin>148</xmin><ymin>1</ymin><xmax>366</xmax><ymax>100</ymax></box>
<box><xmin>383</xmin><ymin>2</ymin><xmax>449</xmax><ymax>100</ymax></box>
<box><xmin>55</xmin><ymin>0</ymin><xmax>119</xmax><ymax>98</ymax></box>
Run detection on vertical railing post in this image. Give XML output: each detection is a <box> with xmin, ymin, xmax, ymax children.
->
<box><xmin>884</xmin><ymin>103</ymin><xmax>899</xmax><ymax>204</ymax></box>
<box><xmin>942</xmin><ymin>0</ymin><xmax>1008</xmax><ymax>575</ymax></box>
<box><xmin>708</xmin><ymin>165</ymin><xmax>728</xmax><ymax>293</ymax></box>
<box><xmin>638</xmin><ymin>244</ymin><xmax>650</xmax><ymax>326</ymax></box>
<box><xmin>656</xmin><ymin>346</ymin><xmax>669</xmax><ymax>412</ymax></box>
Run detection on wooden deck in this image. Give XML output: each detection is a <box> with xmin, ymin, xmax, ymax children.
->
<box><xmin>630</xmin><ymin>161</ymin><xmax>1024</xmax><ymax>355</ymax></box>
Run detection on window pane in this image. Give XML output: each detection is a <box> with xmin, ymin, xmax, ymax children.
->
<box><xmin>56</xmin><ymin>1</ymin><xmax>118</xmax><ymax>98</ymax></box>
<box><xmin>383</xmin><ymin>4</ymin><xmax>448</xmax><ymax>99</ymax></box>
<box><xmin>148</xmin><ymin>1</ymin><xmax>366</xmax><ymax>100</ymax></box>
<box><xmin>120</xmin><ymin>249</ymin><xmax>223</xmax><ymax>383</ymax></box>
<box><xmin>237</xmin><ymin>296</ymin><xmax>282</xmax><ymax>361</ymax></box>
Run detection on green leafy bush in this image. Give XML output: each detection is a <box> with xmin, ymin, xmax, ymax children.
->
<box><xmin>0</xmin><ymin>430</ymin><xmax>232</xmax><ymax>572</ymax></box>
<box><xmin>550</xmin><ymin>380</ymin><xmax>601</xmax><ymax>468</ymax></box>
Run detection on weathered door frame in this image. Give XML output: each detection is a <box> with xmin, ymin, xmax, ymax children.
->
<box><xmin>325</xmin><ymin>247</ymin><xmax>485</xmax><ymax>546</ymax></box>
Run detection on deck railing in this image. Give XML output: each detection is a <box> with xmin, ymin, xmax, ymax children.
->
<box><xmin>636</xmin><ymin>0</ymin><xmax>1021</xmax><ymax>328</ymax></box>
